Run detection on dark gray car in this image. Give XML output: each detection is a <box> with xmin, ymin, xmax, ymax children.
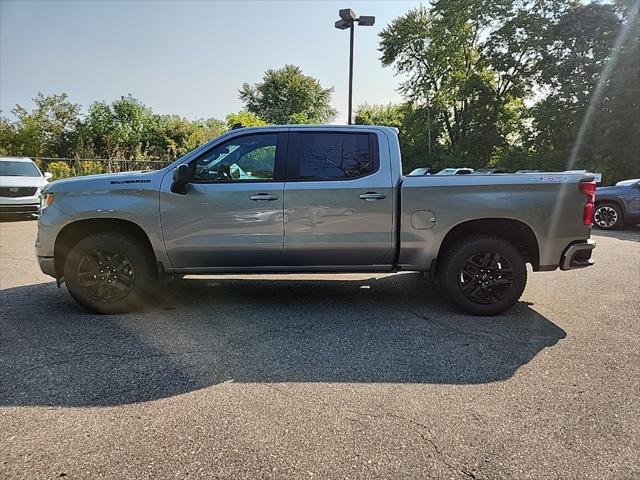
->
<box><xmin>593</xmin><ymin>179</ymin><xmax>640</xmax><ymax>229</ymax></box>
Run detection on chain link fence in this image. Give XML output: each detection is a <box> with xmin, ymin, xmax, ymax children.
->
<box><xmin>34</xmin><ymin>157</ymin><xmax>174</xmax><ymax>180</ymax></box>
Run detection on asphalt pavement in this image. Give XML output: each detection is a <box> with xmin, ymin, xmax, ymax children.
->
<box><xmin>1</xmin><ymin>219</ymin><xmax>639</xmax><ymax>479</ymax></box>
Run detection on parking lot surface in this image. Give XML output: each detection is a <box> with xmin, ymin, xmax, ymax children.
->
<box><xmin>1</xmin><ymin>219</ymin><xmax>639</xmax><ymax>479</ymax></box>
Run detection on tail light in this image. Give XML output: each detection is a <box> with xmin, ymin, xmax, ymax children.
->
<box><xmin>580</xmin><ymin>180</ymin><xmax>596</xmax><ymax>226</ymax></box>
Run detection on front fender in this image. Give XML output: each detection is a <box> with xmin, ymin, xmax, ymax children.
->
<box><xmin>36</xmin><ymin>183</ymin><xmax>172</xmax><ymax>270</ymax></box>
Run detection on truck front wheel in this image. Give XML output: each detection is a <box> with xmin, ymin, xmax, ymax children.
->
<box><xmin>439</xmin><ymin>236</ymin><xmax>527</xmax><ymax>316</ymax></box>
<box><xmin>64</xmin><ymin>232</ymin><xmax>157</xmax><ymax>314</ymax></box>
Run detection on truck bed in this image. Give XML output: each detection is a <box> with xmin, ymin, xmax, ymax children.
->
<box><xmin>398</xmin><ymin>173</ymin><xmax>593</xmax><ymax>271</ymax></box>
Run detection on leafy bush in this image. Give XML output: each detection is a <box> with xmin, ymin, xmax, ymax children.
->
<box><xmin>79</xmin><ymin>160</ymin><xmax>105</xmax><ymax>176</ymax></box>
<box><xmin>48</xmin><ymin>161</ymin><xmax>73</xmax><ymax>180</ymax></box>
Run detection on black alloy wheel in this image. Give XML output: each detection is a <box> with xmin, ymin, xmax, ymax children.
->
<box><xmin>76</xmin><ymin>249</ymin><xmax>136</xmax><ymax>303</ymax></box>
<box><xmin>458</xmin><ymin>251</ymin><xmax>514</xmax><ymax>305</ymax></box>
<box><xmin>439</xmin><ymin>235</ymin><xmax>527</xmax><ymax>316</ymax></box>
<box><xmin>64</xmin><ymin>232</ymin><xmax>157</xmax><ymax>314</ymax></box>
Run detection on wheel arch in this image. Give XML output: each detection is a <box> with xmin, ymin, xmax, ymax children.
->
<box><xmin>54</xmin><ymin>218</ymin><xmax>157</xmax><ymax>278</ymax></box>
<box><xmin>594</xmin><ymin>198</ymin><xmax>625</xmax><ymax>215</ymax></box>
<box><xmin>437</xmin><ymin>218</ymin><xmax>540</xmax><ymax>271</ymax></box>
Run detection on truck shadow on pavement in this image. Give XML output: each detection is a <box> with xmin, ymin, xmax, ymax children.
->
<box><xmin>0</xmin><ymin>273</ymin><xmax>566</xmax><ymax>407</ymax></box>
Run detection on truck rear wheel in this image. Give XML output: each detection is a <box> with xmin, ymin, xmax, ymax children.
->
<box><xmin>64</xmin><ymin>232</ymin><xmax>156</xmax><ymax>314</ymax></box>
<box><xmin>439</xmin><ymin>236</ymin><xmax>527</xmax><ymax>316</ymax></box>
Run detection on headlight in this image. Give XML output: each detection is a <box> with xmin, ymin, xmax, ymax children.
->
<box><xmin>40</xmin><ymin>192</ymin><xmax>55</xmax><ymax>211</ymax></box>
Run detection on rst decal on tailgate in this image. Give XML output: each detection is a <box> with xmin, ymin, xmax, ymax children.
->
<box><xmin>532</xmin><ymin>175</ymin><xmax>570</xmax><ymax>182</ymax></box>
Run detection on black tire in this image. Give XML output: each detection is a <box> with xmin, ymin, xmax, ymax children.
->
<box><xmin>439</xmin><ymin>235</ymin><xmax>527</xmax><ymax>316</ymax></box>
<box><xmin>64</xmin><ymin>232</ymin><xmax>157</xmax><ymax>314</ymax></box>
<box><xmin>593</xmin><ymin>202</ymin><xmax>623</xmax><ymax>230</ymax></box>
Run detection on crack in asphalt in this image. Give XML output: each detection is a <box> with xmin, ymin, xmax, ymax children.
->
<box><xmin>264</xmin><ymin>383</ymin><xmax>480</xmax><ymax>479</ymax></box>
<box><xmin>240</xmin><ymin>319</ymin><xmax>319</xmax><ymax>344</ymax></box>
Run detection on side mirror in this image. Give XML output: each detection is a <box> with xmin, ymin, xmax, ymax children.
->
<box><xmin>171</xmin><ymin>164</ymin><xmax>190</xmax><ymax>194</ymax></box>
<box><xmin>44</xmin><ymin>172</ymin><xmax>53</xmax><ymax>180</ymax></box>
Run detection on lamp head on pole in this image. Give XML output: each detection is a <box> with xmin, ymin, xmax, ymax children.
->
<box><xmin>339</xmin><ymin>9</ymin><xmax>357</xmax><ymax>21</ymax></box>
<box><xmin>357</xmin><ymin>15</ymin><xmax>375</xmax><ymax>26</ymax></box>
<box><xmin>334</xmin><ymin>9</ymin><xmax>376</xmax><ymax>29</ymax></box>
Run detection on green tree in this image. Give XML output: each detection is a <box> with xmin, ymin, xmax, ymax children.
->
<box><xmin>354</xmin><ymin>103</ymin><xmax>405</xmax><ymax>129</ymax></box>
<box><xmin>1</xmin><ymin>93</ymin><xmax>81</xmax><ymax>158</ymax></box>
<box><xmin>377</xmin><ymin>0</ymin><xmax>637</xmax><ymax>180</ymax></box>
<box><xmin>83</xmin><ymin>95</ymin><xmax>154</xmax><ymax>161</ymax></box>
<box><xmin>239</xmin><ymin>65</ymin><xmax>337</xmax><ymax>124</ymax></box>
<box><xmin>0</xmin><ymin>116</ymin><xmax>15</xmax><ymax>155</ymax></box>
<box><xmin>83</xmin><ymin>98</ymin><xmax>227</xmax><ymax>163</ymax></box>
<box><xmin>225</xmin><ymin>111</ymin><xmax>267</xmax><ymax>129</ymax></box>
<box><xmin>528</xmin><ymin>1</ymin><xmax>636</xmax><ymax>182</ymax></box>
<box><xmin>355</xmin><ymin>103</ymin><xmax>446</xmax><ymax>172</ymax></box>
<box><xmin>146</xmin><ymin>114</ymin><xmax>190</xmax><ymax>160</ymax></box>
<box><xmin>378</xmin><ymin>2</ymin><xmax>521</xmax><ymax>166</ymax></box>
<box><xmin>589</xmin><ymin>2</ymin><xmax>640</xmax><ymax>182</ymax></box>
<box><xmin>146</xmin><ymin>115</ymin><xmax>225</xmax><ymax>160</ymax></box>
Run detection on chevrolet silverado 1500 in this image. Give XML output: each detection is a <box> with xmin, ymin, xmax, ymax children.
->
<box><xmin>36</xmin><ymin>125</ymin><xmax>596</xmax><ymax>315</ymax></box>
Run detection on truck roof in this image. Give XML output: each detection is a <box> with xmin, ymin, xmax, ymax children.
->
<box><xmin>234</xmin><ymin>124</ymin><xmax>398</xmax><ymax>133</ymax></box>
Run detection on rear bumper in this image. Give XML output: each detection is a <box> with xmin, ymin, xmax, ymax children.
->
<box><xmin>560</xmin><ymin>239</ymin><xmax>596</xmax><ymax>270</ymax></box>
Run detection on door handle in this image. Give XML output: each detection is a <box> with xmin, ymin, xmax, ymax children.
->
<box><xmin>250</xmin><ymin>193</ymin><xmax>279</xmax><ymax>202</ymax></box>
<box><xmin>358</xmin><ymin>192</ymin><xmax>387</xmax><ymax>201</ymax></box>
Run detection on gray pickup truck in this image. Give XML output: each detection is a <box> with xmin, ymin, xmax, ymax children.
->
<box><xmin>36</xmin><ymin>125</ymin><xmax>596</xmax><ymax>315</ymax></box>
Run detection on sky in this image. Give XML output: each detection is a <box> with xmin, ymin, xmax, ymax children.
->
<box><xmin>0</xmin><ymin>0</ymin><xmax>422</xmax><ymax>123</ymax></box>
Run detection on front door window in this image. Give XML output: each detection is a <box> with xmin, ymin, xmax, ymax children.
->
<box><xmin>193</xmin><ymin>134</ymin><xmax>278</xmax><ymax>182</ymax></box>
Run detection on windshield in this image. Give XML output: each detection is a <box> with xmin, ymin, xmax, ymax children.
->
<box><xmin>0</xmin><ymin>160</ymin><xmax>41</xmax><ymax>177</ymax></box>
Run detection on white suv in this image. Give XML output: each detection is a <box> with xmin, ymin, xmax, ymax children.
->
<box><xmin>0</xmin><ymin>157</ymin><xmax>52</xmax><ymax>215</ymax></box>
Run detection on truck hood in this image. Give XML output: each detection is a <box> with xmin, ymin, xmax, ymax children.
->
<box><xmin>0</xmin><ymin>175</ymin><xmax>49</xmax><ymax>188</ymax></box>
<box><xmin>43</xmin><ymin>169</ymin><xmax>166</xmax><ymax>193</ymax></box>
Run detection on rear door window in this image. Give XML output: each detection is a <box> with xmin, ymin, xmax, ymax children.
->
<box><xmin>288</xmin><ymin>132</ymin><xmax>377</xmax><ymax>181</ymax></box>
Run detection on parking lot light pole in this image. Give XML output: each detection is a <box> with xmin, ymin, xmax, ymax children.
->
<box><xmin>335</xmin><ymin>9</ymin><xmax>375</xmax><ymax>125</ymax></box>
